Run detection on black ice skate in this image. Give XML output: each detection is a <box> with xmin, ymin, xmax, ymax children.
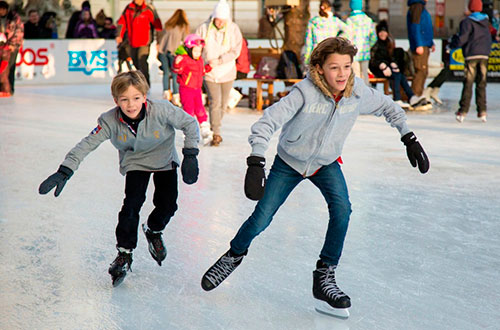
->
<box><xmin>201</xmin><ymin>249</ymin><xmax>247</xmax><ymax>291</ymax></box>
<box><xmin>313</xmin><ymin>260</ymin><xmax>351</xmax><ymax>318</ymax></box>
<box><xmin>108</xmin><ymin>251</ymin><xmax>133</xmax><ymax>287</ymax></box>
<box><xmin>142</xmin><ymin>223</ymin><xmax>167</xmax><ymax>266</ymax></box>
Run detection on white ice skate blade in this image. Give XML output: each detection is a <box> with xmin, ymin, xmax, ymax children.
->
<box><xmin>314</xmin><ymin>300</ymin><xmax>350</xmax><ymax>319</ymax></box>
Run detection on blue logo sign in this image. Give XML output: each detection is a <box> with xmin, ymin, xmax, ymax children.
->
<box><xmin>68</xmin><ymin>50</ymin><xmax>118</xmax><ymax>75</ymax></box>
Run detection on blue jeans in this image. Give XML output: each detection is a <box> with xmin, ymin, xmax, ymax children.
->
<box><xmin>230</xmin><ymin>155</ymin><xmax>352</xmax><ymax>265</ymax></box>
<box><xmin>158</xmin><ymin>52</ymin><xmax>179</xmax><ymax>93</ymax></box>
<box><xmin>391</xmin><ymin>71</ymin><xmax>414</xmax><ymax>101</ymax></box>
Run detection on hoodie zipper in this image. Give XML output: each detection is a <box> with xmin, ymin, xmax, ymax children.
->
<box><xmin>302</xmin><ymin>99</ymin><xmax>338</xmax><ymax>177</ymax></box>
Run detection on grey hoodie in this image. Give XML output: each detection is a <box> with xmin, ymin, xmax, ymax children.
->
<box><xmin>249</xmin><ymin>69</ymin><xmax>410</xmax><ymax>177</ymax></box>
<box><xmin>62</xmin><ymin>99</ymin><xmax>200</xmax><ymax>175</ymax></box>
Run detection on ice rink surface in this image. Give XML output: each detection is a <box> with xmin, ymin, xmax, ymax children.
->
<box><xmin>1</xmin><ymin>81</ymin><xmax>499</xmax><ymax>330</ymax></box>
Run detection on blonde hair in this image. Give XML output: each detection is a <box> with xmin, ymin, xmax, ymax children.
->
<box><xmin>111</xmin><ymin>71</ymin><xmax>149</xmax><ymax>99</ymax></box>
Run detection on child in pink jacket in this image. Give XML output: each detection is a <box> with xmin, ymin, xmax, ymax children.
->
<box><xmin>173</xmin><ymin>34</ymin><xmax>213</xmax><ymax>144</ymax></box>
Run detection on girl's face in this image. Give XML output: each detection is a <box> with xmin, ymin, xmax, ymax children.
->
<box><xmin>317</xmin><ymin>53</ymin><xmax>352</xmax><ymax>96</ymax></box>
<box><xmin>378</xmin><ymin>30</ymin><xmax>388</xmax><ymax>41</ymax></box>
<box><xmin>115</xmin><ymin>85</ymin><xmax>146</xmax><ymax>120</ymax></box>
<box><xmin>192</xmin><ymin>45</ymin><xmax>202</xmax><ymax>59</ymax></box>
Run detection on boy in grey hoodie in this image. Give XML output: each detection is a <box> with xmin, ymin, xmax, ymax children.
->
<box><xmin>39</xmin><ymin>71</ymin><xmax>200</xmax><ymax>286</ymax></box>
<box><xmin>200</xmin><ymin>37</ymin><xmax>429</xmax><ymax>318</ymax></box>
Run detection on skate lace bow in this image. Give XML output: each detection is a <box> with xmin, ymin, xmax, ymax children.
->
<box><xmin>319</xmin><ymin>266</ymin><xmax>347</xmax><ymax>299</ymax></box>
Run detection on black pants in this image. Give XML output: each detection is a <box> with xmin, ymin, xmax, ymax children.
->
<box><xmin>116</xmin><ymin>170</ymin><xmax>178</xmax><ymax>250</ymax></box>
<box><xmin>8</xmin><ymin>49</ymin><xmax>18</xmax><ymax>94</ymax></box>
<box><xmin>428</xmin><ymin>66</ymin><xmax>451</xmax><ymax>89</ymax></box>
<box><xmin>130</xmin><ymin>45</ymin><xmax>151</xmax><ymax>86</ymax></box>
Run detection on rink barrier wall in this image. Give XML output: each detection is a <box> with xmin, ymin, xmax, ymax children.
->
<box><xmin>15</xmin><ymin>39</ymin><xmax>445</xmax><ymax>86</ymax></box>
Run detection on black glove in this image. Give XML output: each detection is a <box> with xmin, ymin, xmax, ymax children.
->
<box><xmin>181</xmin><ymin>148</ymin><xmax>199</xmax><ymax>184</ymax></box>
<box><xmin>401</xmin><ymin>132</ymin><xmax>430</xmax><ymax>174</ymax></box>
<box><xmin>38</xmin><ymin>165</ymin><xmax>74</xmax><ymax>197</ymax></box>
<box><xmin>244</xmin><ymin>156</ymin><xmax>266</xmax><ymax>200</ymax></box>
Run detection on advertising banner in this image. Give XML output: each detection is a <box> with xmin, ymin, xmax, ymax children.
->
<box><xmin>16</xmin><ymin>39</ymin><xmax>161</xmax><ymax>85</ymax></box>
<box><xmin>449</xmin><ymin>42</ymin><xmax>500</xmax><ymax>82</ymax></box>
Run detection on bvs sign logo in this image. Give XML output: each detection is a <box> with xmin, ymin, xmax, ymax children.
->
<box><xmin>68</xmin><ymin>50</ymin><xmax>117</xmax><ymax>75</ymax></box>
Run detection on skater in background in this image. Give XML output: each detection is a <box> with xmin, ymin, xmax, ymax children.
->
<box><xmin>38</xmin><ymin>70</ymin><xmax>200</xmax><ymax>286</ymax></box>
<box><xmin>0</xmin><ymin>1</ymin><xmax>23</xmax><ymax>96</ymax></box>
<box><xmin>196</xmin><ymin>0</ymin><xmax>243</xmax><ymax>146</ymax></box>
<box><xmin>370</xmin><ymin>20</ymin><xmax>429</xmax><ymax>110</ymax></box>
<box><xmin>173</xmin><ymin>34</ymin><xmax>214</xmax><ymax>145</ymax></box>
<box><xmin>407</xmin><ymin>0</ymin><xmax>434</xmax><ymax>110</ymax></box>
<box><xmin>116</xmin><ymin>0</ymin><xmax>162</xmax><ymax>86</ymax></box>
<box><xmin>0</xmin><ymin>32</ymin><xmax>11</xmax><ymax>97</ymax></box>
<box><xmin>345</xmin><ymin>0</ymin><xmax>377</xmax><ymax>85</ymax></box>
<box><xmin>201</xmin><ymin>37</ymin><xmax>430</xmax><ymax>318</ymax></box>
<box><xmin>303</xmin><ymin>0</ymin><xmax>349</xmax><ymax>67</ymax></box>
<box><xmin>450</xmin><ymin>0</ymin><xmax>492</xmax><ymax>123</ymax></box>
<box><xmin>158</xmin><ymin>9</ymin><xmax>189</xmax><ymax>105</ymax></box>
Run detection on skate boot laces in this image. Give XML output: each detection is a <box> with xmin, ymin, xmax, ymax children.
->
<box><xmin>206</xmin><ymin>252</ymin><xmax>244</xmax><ymax>285</ymax></box>
<box><xmin>318</xmin><ymin>265</ymin><xmax>348</xmax><ymax>300</ymax></box>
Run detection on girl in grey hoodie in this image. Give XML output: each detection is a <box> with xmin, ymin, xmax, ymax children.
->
<box><xmin>201</xmin><ymin>37</ymin><xmax>430</xmax><ymax>318</ymax></box>
<box><xmin>39</xmin><ymin>71</ymin><xmax>200</xmax><ymax>287</ymax></box>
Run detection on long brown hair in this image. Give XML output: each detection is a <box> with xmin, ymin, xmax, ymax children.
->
<box><xmin>165</xmin><ymin>9</ymin><xmax>189</xmax><ymax>34</ymax></box>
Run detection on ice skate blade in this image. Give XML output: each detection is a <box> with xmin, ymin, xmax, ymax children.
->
<box><xmin>314</xmin><ymin>300</ymin><xmax>350</xmax><ymax>319</ymax></box>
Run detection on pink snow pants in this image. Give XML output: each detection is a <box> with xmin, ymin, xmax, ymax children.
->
<box><xmin>179</xmin><ymin>85</ymin><xmax>208</xmax><ymax>124</ymax></box>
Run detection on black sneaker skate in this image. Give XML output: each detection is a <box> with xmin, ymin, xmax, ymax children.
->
<box><xmin>201</xmin><ymin>249</ymin><xmax>247</xmax><ymax>291</ymax></box>
<box><xmin>142</xmin><ymin>223</ymin><xmax>167</xmax><ymax>266</ymax></box>
<box><xmin>313</xmin><ymin>260</ymin><xmax>351</xmax><ymax>318</ymax></box>
<box><xmin>108</xmin><ymin>251</ymin><xmax>133</xmax><ymax>287</ymax></box>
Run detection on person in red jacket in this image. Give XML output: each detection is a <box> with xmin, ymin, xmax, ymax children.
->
<box><xmin>173</xmin><ymin>34</ymin><xmax>213</xmax><ymax>144</ymax></box>
<box><xmin>116</xmin><ymin>0</ymin><xmax>162</xmax><ymax>85</ymax></box>
<box><xmin>236</xmin><ymin>37</ymin><xmax>250</xmax><ymax>79</ymax></box>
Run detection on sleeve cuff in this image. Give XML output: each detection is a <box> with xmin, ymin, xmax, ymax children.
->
<box><xmin>250</xmin><ymin>143</ymin><xmax>267</xmax><ymax>157</ymax></box>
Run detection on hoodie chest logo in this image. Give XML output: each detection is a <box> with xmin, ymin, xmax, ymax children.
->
<box><xmin>338</xmin><ymin>103</ymin><xmax>358</xmax><ymax>114</ymax></box>
<box><xmin>118</xmin><ymin>134</ymin><xmax>127</xmax><ymax>142</ymax></box>
<box><xmin>303</xmin><ymin>103</ymin><xmax>329</xmax><ymax>114</ymax></box>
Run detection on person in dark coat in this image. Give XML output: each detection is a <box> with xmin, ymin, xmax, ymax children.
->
<box><xmin>370</xmin><ymin>20</ymin><xmax>429</xmax><ymax>110</ymax></box>
<box><xmin>450</xmin><ymin>0</ymin><xmax>492</xmax><ymax>123</ymax></box>
<box><xmin>66</xmin><ymin>1</ymin><xmax>91</xmax><ymax>38</ymax></box>
<box><xmin>23</xmin><ymin>9</ymin><xmax>43</xmax><ymax>39</ymax></box>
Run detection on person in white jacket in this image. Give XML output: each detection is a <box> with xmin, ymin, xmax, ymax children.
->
<box><xmin>196</xmin><ymin>0</ymin><xmax>242</xmax><ymax>146</ymax></box>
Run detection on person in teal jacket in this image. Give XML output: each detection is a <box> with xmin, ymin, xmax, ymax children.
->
<box><xmin>407</xmin><ymin>0</ymin><xmax>435</xmax><ymax>100</ymax></box>
<box><xmin>200</xmin><ymin>37</ymin><xmax>430</xmax><ymax>318</ymax></box>
<box><xmin>39</xmin><ymin>70</ymin><xmax>200</xmax><ymax>287</ymax></box>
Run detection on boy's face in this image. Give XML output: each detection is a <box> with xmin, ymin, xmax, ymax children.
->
<box><xmin>192</xmin><ymin>45</ymin><xmax>202</xmax><ymax>59</ymax></box>
<box><xmin>115</xmin><ymin>85</ymin><xmax>146</xmax><ymax>120</ymax></box>
<box><xmin>317</xmin><ymin>53</ymin><xmax>352</xmax><ymax>96</ymax></box>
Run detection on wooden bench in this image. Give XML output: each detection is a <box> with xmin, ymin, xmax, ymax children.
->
<box><xmin>240</xmin><ymin>76</ymin><xmax>414</xmax><ymax>111</ymax></box>
<box><xmin>240</xmin><ymin>48</ymin><xmax>413</xmax><ymax>111</ymax></box>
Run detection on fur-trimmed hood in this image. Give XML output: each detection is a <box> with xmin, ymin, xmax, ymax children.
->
<box><xmin>307</xmin><ymin>64</ymin><xmax>357</xmax><ymax>99</ymax></box>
